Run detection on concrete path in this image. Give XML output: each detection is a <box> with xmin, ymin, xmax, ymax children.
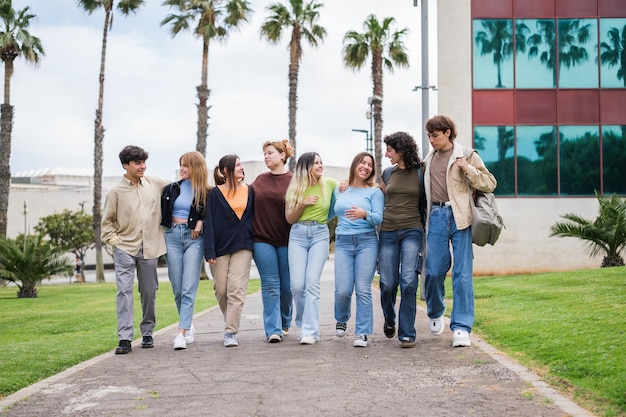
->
<box><xmin>0</xmin><ymin>258</ymin><xmax>595</xmax><ymax>417</ymax></box>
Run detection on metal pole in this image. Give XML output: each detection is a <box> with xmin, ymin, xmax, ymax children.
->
<box><xmin>421</xmin><ymin>0</ymin><xmax>430</xmax><ymax>159</ymax></box>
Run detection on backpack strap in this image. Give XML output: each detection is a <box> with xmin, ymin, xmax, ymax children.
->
<box><xmin>382</xmin><ymin>166</ymin><xmax>394</xmax><ymax>185</ymax></box>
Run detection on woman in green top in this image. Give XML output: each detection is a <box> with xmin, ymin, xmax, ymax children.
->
<box><xmin>285</xmin><ymin>152</ymin><xmax>338</xmax><ymax>345</ymax></box>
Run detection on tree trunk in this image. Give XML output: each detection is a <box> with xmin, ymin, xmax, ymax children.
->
<box><xmin>196</xmin><ymin>38</ymin><xmax>210</xmax><ymax>157</ymax></box>
<box><xmin>287</xmin><ymin>26</ymin><xmax>302</xmax><ymax>173</ymax></box>
<box><xmin>371</xmin><ymin>51</ymin><xmax>384</xmax><ymax>181</ymax></box>
<box><xmin>0</xmin><ymin>57</ymin><xmax>15</xmax><ymax>239</ymax></box>
<box><xmin>93</xmin><ymin>8</ymin><xmax>111</xmax><ymax>283</ymax></box>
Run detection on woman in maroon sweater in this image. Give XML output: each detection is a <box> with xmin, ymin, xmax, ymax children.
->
<box><xmin>251</xmin><ymin>140</ymin><xmax>294</xmax><ymax>342</ymax></box>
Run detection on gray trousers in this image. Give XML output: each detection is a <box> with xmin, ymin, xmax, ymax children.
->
<box><xmin>114</xmin><ymin>247</ymin><xmax>159</xmax><ymax>341</ymax></box>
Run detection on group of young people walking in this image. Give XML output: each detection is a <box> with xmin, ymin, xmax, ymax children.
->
<box><xmin>101</xmin><ymin>114</ymin><xmax>496</xmax><ymax>354</ymax></box>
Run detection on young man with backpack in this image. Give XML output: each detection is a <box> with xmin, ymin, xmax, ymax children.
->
<box><xmin>423</xmin><ymin>115</ymin><xmax>497</xmax><ymax>347</ymax></box>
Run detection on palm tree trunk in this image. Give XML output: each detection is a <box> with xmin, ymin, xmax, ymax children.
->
<box><xmin>196</xmin><ymin>38</ymin><xmax>210</xmax><ymax>157</ymax></box>
<box><xmin>287</xmin><ymin>27</ymin><xmax>302</xmax><ymax>173</ymax></box>
<box><xmin>0</xmin><ymin>58</ymin><xmax>15</xmax><ymax>239</ymax></box>
<box><xmin>93</xmin><ymin>8</ymin><xmax>112</xmax><ymax>283</ymax></box>
<box><xmin>371</xmin><ymin>51</ymin><xmax>384</xmax><ymax>180</ymax></box>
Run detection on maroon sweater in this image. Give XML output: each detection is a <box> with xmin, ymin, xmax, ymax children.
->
<box><xmin>251</xmin><ymin>171</ymin><xmax>293</xmax><ymax>247</ymax></box>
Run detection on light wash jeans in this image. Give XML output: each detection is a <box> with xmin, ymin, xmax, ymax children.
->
<box><xmin>164</xmin><ymin>224</ymin><xmax>204</xmax><ymax>331</ymax></box>
<box><xmin>334</xmin><ymin>232</ymin><xmax>378</xmax><ymax>336</ymax></box>
<box><xmin>378</xmin><ymin>227</ymin><xmax>423</xmax><ymax>341</ymax></box>
<box><xmin>424</xmin><ymin>205</ymin><xmax>474</xmax><ymax>333</ymax></box>
<box><xmin>253</xmin><ymin>242</ymin><xmax>292</xmax><ymax>338</ymax></box>
<box><xmin>288</xmin><ymin>222</ymin><xmax>330</xmax><ymax>340</ymax></box>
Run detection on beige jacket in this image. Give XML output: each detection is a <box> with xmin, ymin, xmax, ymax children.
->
<box><xmin>424</xmin><ymin>143</ymin><xmax>497</xmax><ymax>230</ymax></box>
<box><xmin>101</xmin><ymin>175</ymin><xmax>169</xmax><ymax>259</ymax></box>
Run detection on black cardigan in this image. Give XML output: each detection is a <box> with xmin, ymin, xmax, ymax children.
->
<box><xmin>160</xmin><ymin>180</ymin><xmax>206</xmax><ymax>230</ymax></box>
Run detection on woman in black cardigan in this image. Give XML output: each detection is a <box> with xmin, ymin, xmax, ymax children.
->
<box><xmin>204</xmin><ymin>154</ymin><xmax>254</xmax><ymax>348</ymax></box>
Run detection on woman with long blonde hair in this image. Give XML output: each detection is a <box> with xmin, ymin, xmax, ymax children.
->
<box><xmin>161</xmin><ymin>151</ymin><xmax>209</xmax><ymax>350</ymax></box>
<box><xmin>285</xmin><ymin>152</ymin><xmax>338</xmax><ymax>345</ymax></box>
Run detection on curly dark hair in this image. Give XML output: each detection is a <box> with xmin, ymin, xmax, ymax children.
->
<box><xmin>383</xmin><ymin>131</ymin><xmax>421</xmax><ymax>170</ymax></box>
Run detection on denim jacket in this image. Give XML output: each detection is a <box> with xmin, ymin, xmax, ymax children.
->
<box><xmin>160</xmin><ymin>180</ymin><xmax>206</xmax><ymax>230</ymax></box>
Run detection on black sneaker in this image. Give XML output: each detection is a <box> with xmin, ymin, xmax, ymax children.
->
<box><xmin>115</xmin><ymin>340</ymin><xmax>132</xmax><ymax>354</ymax></box>
<box><xmin>335</xmin><ymin>322</ymin><xmax>347</xmax><ymax>337</ymax></box>
<box><xmin>383</xmin><ymin>323</ymin><xmax>395</xmax><ymax>338</ymax></box>
<box><xmin>141</xmin><ymin>336</ymin><xmax>154</xmax><ymax>348</ymax></box>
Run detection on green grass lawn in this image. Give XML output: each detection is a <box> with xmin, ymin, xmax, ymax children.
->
<box><xmin>0</xmin><ymin>278</ymin><xmax>260</xmax><ymax>399</ymax></box>
<box><xmin>465</xmin><ymin>267</ymin><xmax>625</xmax><ymax>417</ymax></box>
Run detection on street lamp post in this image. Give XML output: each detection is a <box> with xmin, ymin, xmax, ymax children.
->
<box><xmin>351</xmin><ymin>129</ymin><xmax>371</xmax><ymax>153</ymax></box>
<box><xmin>22</xmin><ymin>201</ymin><xmax>28</xmax><ymax>252</ymax></box>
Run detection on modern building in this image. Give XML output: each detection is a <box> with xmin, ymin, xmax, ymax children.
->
<box><xmin>437</xmin><ymin>0</ymin><xmax>625</xmax><ymax>273</ymax></box>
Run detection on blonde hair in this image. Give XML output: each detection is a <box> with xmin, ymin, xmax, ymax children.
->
<box><xmin>179</xmin><ymin>151</ymin><xmax>209</xmax><ymax>213</ymax></box>
<box><xmin>287</xmin><ymin>152</ymin><xmax>325</xmax><ymax>210</ymax></box>
<box><xmin>262</xmin><ymin>139</ymin><xmax>295</xmax><ymax>164</ymax></box>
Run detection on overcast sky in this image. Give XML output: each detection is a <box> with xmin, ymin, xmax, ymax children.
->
<box><xmin>10</xmin><ymin>0</ymin><xmax>436</xmax><ymax>180</ymax></box>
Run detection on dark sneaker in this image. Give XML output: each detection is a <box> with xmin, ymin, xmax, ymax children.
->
<box><xmin>115</xmin><ymin>340</ymin><xmax>132</xmax><ymax>354</ymax></box>
<box><xmin>335</xmin><ymin>322</ymin><xmax>347</xmax><ymax>337</ymax></box>
<box><xmin>383</xmin><ymin>323</ymin><xmax>395</xmax><ymax>338</ymax></box>
<box><xmin>141</xmin><ymin>336</ymin><xmax>154</xmax><ymax>348</ymax></box>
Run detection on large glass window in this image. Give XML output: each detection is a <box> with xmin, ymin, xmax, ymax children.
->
<box><xmin>558</xmin><ymin>19</ymin><xmax>598</xmax><ymax>88</ymax></box>
<box><xmin>473</xmin><ymin>20</ymin><xmax>515</xmax><ymax>89</ymax></box>
<box><xmin>516</xmin><ymin>19</ymin><xmax>557</xmax><ymax>88</ymax></box>
<box><xmin>516</xmin><ymin>126</ymin><xmax>557</xmax><ymax>195</ymax></box>
<box><xmin>602</xmin><ymin>125</ymin><xmax>626</xmax><ymax>194</ymax></box>
<box><xmin>600</xmin><ymin>18</ymin><xmax>626</xmax><ymax>88</ymax></box>
<box><xmin>474</xmin><ymin>126</ymin><xmax>515</xmax><ymax>195</ymax></box>
<box><xmin>559</xmin><ymin>126</ymin><xmax>600</xmax><ymax>195</ymax></box>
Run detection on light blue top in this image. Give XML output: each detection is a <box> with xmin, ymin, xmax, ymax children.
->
<box><xmin>333</xmin><ymin>186</ymin><xmax>384</xmax><ymax>235</ymax></box>
<box><xmin>172</xmin><ymin>180</ymin><xmax>193</xmax><ymax>219</ymax></box>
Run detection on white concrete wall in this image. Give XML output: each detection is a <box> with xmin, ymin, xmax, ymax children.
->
<box><xmin>437</xmin><ymin>0</ymin><xmax>604</xmax><ymax>274</ymax></box>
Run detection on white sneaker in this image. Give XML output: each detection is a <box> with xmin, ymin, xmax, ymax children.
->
<box><xmin>353</xmin><ymin>335</ymin><xmax>368</xmax><ymax>347</ymax></box>
<box><xmin>268</xmin><ymin>333</ymin><xmax>282</xmax><ymax>343</ymax></box>
<box><xmin>185</xmin><ymin>324</ymin><xmax>195</xmax><ymax>344</ymax></box>
<box><xmin>224</xmin><ymin>333</ymin><xmax>239</xmax><ymax>347</ymax></box>
<box><xmin>452</xmin><ymin>329</ymin><xmax>471</xmax><ymax>347</ymax></box>
<box><xmin>173</xmin><ymin>333</ymin><xmax>187</xmax><ymax>350</ymax></box>
<box><xmin>430</xmin><ymin>315</ymin><xmax>445</xmax><ymax>336</ymax></box>
<box><xmin>300</xmin><ymin>335</ymin><xmax>317</xmax><ymax>345</ymax></box>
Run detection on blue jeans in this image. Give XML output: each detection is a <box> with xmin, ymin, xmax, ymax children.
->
<box><xmin>334</xmin><ymin>232</ymin><xmax>378</xmax><ymax>336</ymax></box>
<box><xmin>378</xmin><ymin>228</ymin><xmax>424</xmax><ymax>341</ymax></box>
<box><xmin>425</xmin><ymin>205</ymin><xmax>474</xmax><ymax>333</ymax></box>
<box><xmin>164</xmin><ymin>224</ymin><xmax>204</xmax><ymax>330</ymax></box>
<box><xmin>253</xmin><ymin>242</ymin><xmax>292</xmax><ymax>338</ymax></box>
<box><xmin>288</xmin><ymin>222</ymin><xmax>330</xmax><ymax>340</ymax></box>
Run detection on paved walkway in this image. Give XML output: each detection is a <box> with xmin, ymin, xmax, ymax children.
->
<box><xmin>1</xmin><ymin>259</ymin><xmax>595</xmax><ymax>417</ymax></box>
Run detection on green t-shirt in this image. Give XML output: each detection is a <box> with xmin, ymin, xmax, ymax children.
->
<box><xmin>288</xmin><ymin>178</ymin><xmax>338</xmax><ymax>224</ymax></box>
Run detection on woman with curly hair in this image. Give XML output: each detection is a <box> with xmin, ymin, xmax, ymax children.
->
<box><xmin>251</xmin><ymin>139</ymin><xmax>295</xmax><ymax>343</ymax></box>
<box><xmin>285</xmin><ymin>152</ymin><xmax>338</xmax><ymax>345</ymax></box>
<box><xmin>379</xmin><ymin>132</ymin><xmax>426</xmax><ymax>348</ymax></box>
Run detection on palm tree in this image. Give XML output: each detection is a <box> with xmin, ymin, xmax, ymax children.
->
<box><xmin>343</xmin><ymin>15</ymin><xmax>409</xmax><ymax>178</ymax></box>
<box><xmin>77</xmin><ymin>0</ymin><xmax>144</xmax><ymax>283</ymax></box>
<box><xmin>162</xmin><ymin>0</ymin><xmax>252</xmax><ymax>157</ymax></box>
<box><xmin>260</xmin><ymin>0</ymin><xmax>326</xmax><ymax>172</ymax></box>
<box><xmin>527</xmin><ymin>19</ymin><xmax>591</xmax><ymax>87</ymax></box>
<box><xmin>0</xmin><ymin>0</ymin><xmax>44</xmax><ymax>239</ymax></box>
<box><xmin>550</xmin><ymin>192</ymin><xmax>626</xmax><ymax>267</ymax></box>
<box><xmin>0</xmin><ymin>235</ymin><xmax>73</xmax><ymax>298</ymax></box>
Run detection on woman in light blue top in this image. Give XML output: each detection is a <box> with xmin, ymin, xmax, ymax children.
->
<box><xmin>333</xmin><ymin>152</ymin><xmax>384</xmax><ymax>347</ymax></box>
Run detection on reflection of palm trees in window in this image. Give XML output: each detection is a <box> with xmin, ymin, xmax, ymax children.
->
<box><xmin>599</xmin><ymin>24</ymin><xmax>626</xmax><ymax>140</ymax></box>
<box><xmin>527</xmin><ymin>19</ymin><xmax>591</xmax><ymax>87</ymax></box>
<box><xmin>475</xmin><ymin>20</ymin><xmax>528</xmax><ymax>88</ymax></box>
<box><xmin>600</xmin><ymin>24</ymin><xmax>626</xmax><ymax>87</ymax></box>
